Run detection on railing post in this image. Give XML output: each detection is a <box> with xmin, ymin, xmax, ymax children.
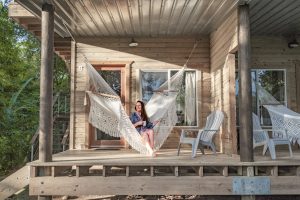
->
<box><xmin>64</xmin><ymin>95</ymin><xmax>67</xmax><ymax>114</ymax></box>
<box><xmin>57</xmin><ymin>94</ymin><xmax>60</xmax><ymax>115</ymax></box>
<box><xmin>31</xmin><ymin>144</ymin><xmax>34</xmax><ymax>162</ymax></box>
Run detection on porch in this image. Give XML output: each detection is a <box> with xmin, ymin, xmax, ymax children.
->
<box><xmin>6</xmin><ymin>0</ymin><xmax>300</xmax><ymax>198</ymax></box>
<box><xmin>28</xmin><ymin>148</ymin><xmax>300</xmax><ymax>196</ymax></box>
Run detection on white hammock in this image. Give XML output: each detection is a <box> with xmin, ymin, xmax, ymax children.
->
<box><xmin>257</xmin><ymin>84</ymin><xmax>300</xmax><ymax>145</ymax></box>
<box><xmin>85</xmin><ymin>61</ymin><xmax>184</xmax><ymax>155</ymax></box>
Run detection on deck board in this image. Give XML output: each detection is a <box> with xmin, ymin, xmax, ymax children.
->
<box><xmin>28</xmin><ymin>148</ymin><xmax>300</xmax><ymax>166</ymax></box>
<box><xmin>28</xmin><ymin>149</ymin><xmax>300</xmax><ymax>196</ymax></box>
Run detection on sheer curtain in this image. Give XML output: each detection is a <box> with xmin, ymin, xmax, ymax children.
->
<box><xmin>184</xmin><ymin>72</ymin><xmax>196</xmax><ymax>126</ymax></box>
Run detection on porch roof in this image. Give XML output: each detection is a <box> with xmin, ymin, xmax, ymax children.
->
<box><xmin>11</xmin><ymin>0</ymin><xmax>300</xmax><ymax>38</ymax></box>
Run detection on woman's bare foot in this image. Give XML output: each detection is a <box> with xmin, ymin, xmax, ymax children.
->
<box><xmin>146</xmin><ymin>150</ymin><xmax>156</xmax><ymax>157</ymax></box>
<box><xmin>150</xmin><ymin>150</ymin><xmax>157</xmax><ymax>157</ymax></box>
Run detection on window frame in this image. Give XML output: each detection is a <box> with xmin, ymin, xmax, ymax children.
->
<box><xmin>252</xmin><ymin>68</ymin><xmax>287</xmax><ymax>127</ymax></box>
<box><xmin>138</xmin><ymin>68</ymin><xmax>199</xmax><ymax>127</ymax></box>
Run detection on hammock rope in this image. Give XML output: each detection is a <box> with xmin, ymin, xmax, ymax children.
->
<box><xmin>257</xmin><ymin>84</ymin><xmax>300</xmax><ymax>145</ymax></box>
<box><xmin>85</xmin><ymin>61</ymin><xmax>185</xmax><ymax>155</ymax></box>
<box><xmin>60</xmin><ymin>14</ymin><xmax>199</xmax><ymax>153</ymax></box>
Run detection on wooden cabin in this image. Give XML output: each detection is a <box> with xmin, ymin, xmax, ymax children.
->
<box><xmin>3</xmin><ymin>0</ymin><xmax>300</xmax><ymax>199</ymax></box>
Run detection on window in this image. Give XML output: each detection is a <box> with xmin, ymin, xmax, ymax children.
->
<box><xmin>236</xmin><ymin>69</ymin><xmax>286</xmax><ymax>126</ymax></box>
<box><xmin>253</xmin><ymin>69</ymin><xmax>286</xmax><ymax>125</ymax></box>
<box><xmin>140</xmin><ymin>69</ymin><xmax>197</xmax><ymax>126</ymax></box>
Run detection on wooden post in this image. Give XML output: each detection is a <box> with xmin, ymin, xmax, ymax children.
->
<box><xmin>69</xmin><ymin>41</ymin><xmax>76</xmax><ymax>149</ymax></box>
<box><xmin>39</xmin><ymin>2</ymin><xmax>54</xmax><ymax>162</ymax></box>
<box><xmin>238</xmin><ymin>4</ymin><xmax>253</xmax><ymax>162</ymax></box>
<box><xmin>228</xmin><ymin>54</ymin><xmax>238</xmax><ymax>154</ymax></box>
<box><xmin>38</xmin><ymin>2</ymin><xmax>54</xmax><ymax>200</ymax></box>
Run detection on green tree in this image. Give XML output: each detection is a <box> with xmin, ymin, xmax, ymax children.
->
<box><xmin>0</xmin><ymin>1</ymin><xmax>69</xmax><ymax>175</ymax></box>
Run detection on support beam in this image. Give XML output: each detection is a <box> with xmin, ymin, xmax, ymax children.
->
<box><xmin>38</xmin><ymin>3</ymin><xmax>54</xmax><ymax>197</ymax></box>
<box><xmin>8</xmin><ymin>2</ymin><xmax>35</xmax><ymax>18</ymax></box>
<box><xmin>238</xmin><ymin>4</ymin><xmax>253</xmax><ymax>162</ymax></box>
<box><xmin>38</xmin><ymin>3</ymin><xmax>54</xmax><ymax>199</ymax></box>
<box><xmin>39</xmin><ymin>2</ymin><xmax>54</xmax><ymax>162</ymax></box>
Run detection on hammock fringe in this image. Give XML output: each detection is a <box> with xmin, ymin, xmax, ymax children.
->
<box><xmin>257</xmin><ymin>84</ymin><xmax>300</xmax><ymax>145</ymax></box>
<box><xmin>85</xmin><ymin>61</ymin><xmax>185</xmax><ymax>155</ymax></box>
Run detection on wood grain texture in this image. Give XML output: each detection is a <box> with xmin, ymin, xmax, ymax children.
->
<box><xmin>72</xmin><ymin>37</ymin><xmax>210</xmax><ymax>149</ymax></box>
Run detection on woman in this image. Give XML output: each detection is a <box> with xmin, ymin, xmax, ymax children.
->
<box><xmin>130</xmin><ymin>100</ymin><xmax>158</xmax><ymax>156</ymax></box>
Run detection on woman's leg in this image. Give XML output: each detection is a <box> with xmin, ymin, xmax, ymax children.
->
<box><xmin>147</xmin><ymin>129</ymin><xmax>156</xmax><ymax>157</ymax></box>
<box><xmin>141</xmin><ymin>132</ymin><xmax>152</xmax><ymax>152</ymax></box>
<box><xmin>141</xmin><ymin>131</ymin><xmax>156</xmax><ymax>157</ymax></box>
<box><xmin>147</xmin><ymin>129</ymin><xmax>155</xmax><ymax>149</ymax></box>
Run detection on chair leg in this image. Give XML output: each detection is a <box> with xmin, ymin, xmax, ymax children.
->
<box><xmin>199</xmin><ymin>143</ymin><xmax>205</xmax><ymax>155</ymax></box>
<box><xmin>192</xmin><ymin>141</ymin><xmax>198</xmax><ymax>158</ymax></box>
<box><xmin>288</xmin><ymin>143</ymin><xmax>293</xmax><ymax>157</ymax></box>
<box><xmin>177</xmin><ymin>143</ymin><xmax>181</xmax><ymax>156</ymax></box>
<box><xmin>262</xmin><ymin>144</ymin><xmax>268</xmax><ymax>155</ymax></box>
<box><xmin>191</xmin><ymin>145</ymin><xmax>196</xmax><ymax>158</ymax></box>
<box><xmin>268</xmin><ymin>140</ymin><xmax>276</xmax><ymax>160</ymax></box>
<box><xmin>210</xmin><ymin>143</ymin><xmax>216</xmax><ymax>155</ymax></box>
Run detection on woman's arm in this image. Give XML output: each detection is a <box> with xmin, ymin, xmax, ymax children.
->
<box><xmin>130</xmin><ymin>112</ymin><xmax>143</xmax><ymax>127</ymax></box>
<box><xmin>146</xmin><ymin>120</ymin><xmax>160</xmax><ymax>129</ymax></box>
<box><xmin>134</xmin><ymin>121</ymin><xmax>143</xmax><ymax>127</ymax></box>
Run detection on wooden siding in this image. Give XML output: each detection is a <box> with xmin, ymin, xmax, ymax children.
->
<box><xmin>210</xmin><ymin>10</ymin><xmax>238</xmax><ymax>154</ymax></box>
<box><xmin>71</xmin><ymin>37</ymin><xmax>210</xmax><ymax>149</ymax></box>
<box><xmin>251</xmin><ymin>36</ymin><xmax>300</xmax><ymax>112</ymax></box>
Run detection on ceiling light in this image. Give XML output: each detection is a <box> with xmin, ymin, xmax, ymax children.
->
<box><xmin>288</xmin><ymin>39</ymin><xmax>299</xmax><ymax>48</ymax></box>
<box><xmin>129</xmin><ymin>38</ymin><xmax>138</xmax><ymax>47</ymax></box>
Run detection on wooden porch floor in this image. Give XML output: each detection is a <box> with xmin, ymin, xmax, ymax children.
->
<box><xmin>30</xmin><ymin>148</ymin><xmax>300</xmax><ymax>166</ymax></box>
<box><xmin>28</xmin><ymin>148</ymin><xmax>300</xmax><ymax>196</ymax></box>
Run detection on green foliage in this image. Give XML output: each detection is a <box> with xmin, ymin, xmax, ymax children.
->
<box><xmin>53</xmin><ymin>55</ymin><xmax>70</xmax><ymax>93</ymax></box>
<box><xmin>259</xmin><ymin>70</ymin><xmax>285</xmax><ymax>101</ymax></box>
<box><xmin>0</xmin><ymin>2</ymin><xmax>70</xmax><ymax>175</ymax></box>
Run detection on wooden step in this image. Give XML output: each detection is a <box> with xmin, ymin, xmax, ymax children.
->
<box><xmin>0</xmin><ymin>166</ymin><xmax>29</xmax><ymax>199</ymax></box>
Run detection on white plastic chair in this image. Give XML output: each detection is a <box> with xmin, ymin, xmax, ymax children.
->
<box><xmin>177</xmin><ymin>110</ymin><xmax>224</xmax><ymax>158</ymax></box>
<box><xmin>252</xmin><ymin>113</ymin><xmax>293</xmax><ymax>160</ymax></box>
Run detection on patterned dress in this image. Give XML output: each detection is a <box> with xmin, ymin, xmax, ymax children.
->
<box><xmin>130</xmin><ymin>112</ymin><xmax>154</xmax><ymax>134</ymax></box>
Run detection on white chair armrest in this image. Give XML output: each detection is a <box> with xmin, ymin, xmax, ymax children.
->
<box><xmin>203</xmin><ymin>129</ymin><xmax>219</xmax><ymax>132</ymax></box>
<box><xmin>261</xmin><ymin>128</ymin><xmax>273</xmax><ymax>132</ymax></box>
<box><xmin>180</xmin><ymin>129</ymin><xmax>202</xmax><ymax>138</ymax></box>
<box><xmin>272</xmin><ymin>129</ymin><xmax>288</xmax><ymax>139</ymax></box>
<box><xmin>253</xmin><ymin>129</ymin><xmax>266</xmax><ymax>133</ymax></box>
<box><xmin>182</xmin><ymin>129</ymin><xmax>201</xmax><ymax>132</ymax></box>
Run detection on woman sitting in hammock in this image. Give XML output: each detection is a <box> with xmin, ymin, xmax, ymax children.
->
<box><xmin>130</xmin><ymin>100</ymin><xmax>158</xmax><ymax>156</ymax></box>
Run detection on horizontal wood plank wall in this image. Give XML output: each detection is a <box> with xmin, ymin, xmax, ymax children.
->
<box><xmin>251</xmin><ymin>36</ymin><xmax>300</xmax><ymax>112</ymax></box>
<box><xmin>210</xmin><ymin>10</ymin><xmax>238</xmax><ymax>154</ymax></box>
<box><xmin>72</xmin><ymin>37</ymin><xmax>210</xmax><ymax>149</ymax></box>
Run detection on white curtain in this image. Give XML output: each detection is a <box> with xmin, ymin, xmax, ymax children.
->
<box><xmin>184</xmin><ymin>72</ymin><xmax>196</xmax><ymax>126</ymax></box>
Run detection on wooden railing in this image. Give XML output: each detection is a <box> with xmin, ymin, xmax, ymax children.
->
<box><xmin>28</xmin><ymin>162</ymin><xmax>300</xmax><ymax>196</ymax></box>
<box><xmin>30</xmin><ymin>92</ymin><xmax>70</xmax><ymax>161</ymax></box>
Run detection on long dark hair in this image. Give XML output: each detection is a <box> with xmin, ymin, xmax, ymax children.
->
<box><xmin>135</xmin><ymin>100</ymin><xmax>149</xmax><ymax>121</ymax></box>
